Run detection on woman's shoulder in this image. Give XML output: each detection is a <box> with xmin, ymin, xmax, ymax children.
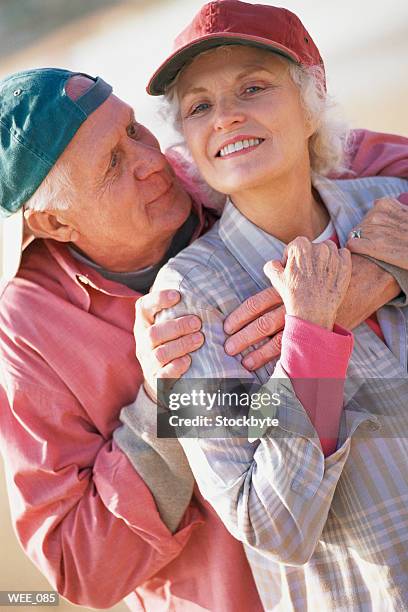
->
<box><xmin>159</xmin><ymin>222</ymin><xmax>233</xmax><ymax>276</ymax></box>
<box><xmin>314</xmin><ymin>174</ymin><xmax>408</xmax><ymax>220</ymax></box>
<box><xmin>153</xmin><ymin>221</ymin><xmax>238</xmax><ymax>299</ymax></box>
<box><xmin>332</xmin><ymin>175</ymin><xmax>408</xmax><ymax>198</ymax></box>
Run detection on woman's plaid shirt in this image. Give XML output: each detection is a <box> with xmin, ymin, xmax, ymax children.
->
<box><xmin>153</xmin><ymin>176</ymin><xmax>408</xmax><ymax>611</ymax></box>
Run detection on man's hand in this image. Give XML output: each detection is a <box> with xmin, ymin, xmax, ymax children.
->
<box><xmin>347</xmin><ymin>195</ymin><xmax>408</xmax><ymax>268</ymax></box>
<box><xmin>224</xmin><ymin>287</ymin><xmax>285</xmax><ymax>371</ymax></box>
<box><xmin>135</xmin><ymin>290</ymin><xmax>204</xmax><ymax>400</ymax></box>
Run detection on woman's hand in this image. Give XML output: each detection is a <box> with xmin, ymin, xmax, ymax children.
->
<box><xmin>264</xmin><ymin>237</ymin><xmax>352</xmax><ymax>330</ymax></box>
<box><xmin>134</xmin><ymin>290</ymin><xmax>204</xmax><ymax>400</ymax></box>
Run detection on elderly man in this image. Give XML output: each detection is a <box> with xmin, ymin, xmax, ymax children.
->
<box><xmin>0</xmin><ymin>67</ymin><xmax>407</xmax><ymax>612</ymax></box>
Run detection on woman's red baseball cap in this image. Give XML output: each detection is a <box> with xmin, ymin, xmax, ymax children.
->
<box><xmin>147</xmin><ymin>0</ymin><xmax>325</xmax><ymax>96</ymax></box>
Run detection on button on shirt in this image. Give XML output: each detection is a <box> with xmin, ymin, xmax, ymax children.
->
<box><xmin>153</xmin><ymin>176</ymin><xmax>408</xmax><ymax>611</ymax></box>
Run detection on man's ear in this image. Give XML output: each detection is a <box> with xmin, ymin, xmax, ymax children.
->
<box><xmin>24</xmin><ymin>209</ymin><xmax>80</xmax><ymax>243</ymax></box>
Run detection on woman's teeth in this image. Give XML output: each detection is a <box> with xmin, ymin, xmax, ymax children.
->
<box><xmin>219</xmin><ymin>138</ymin><xmax>263</xmax><ymax>157</ymax></box>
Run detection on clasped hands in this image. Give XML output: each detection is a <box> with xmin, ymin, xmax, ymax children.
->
<box><xmin>135</xmin><ymin>196</ymin><xmax>408</xmax><ymax>399</ymax></box>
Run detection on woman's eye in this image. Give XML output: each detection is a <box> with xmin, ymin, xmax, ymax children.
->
<box><xmin>189</xmin><ymin>102</ymin><xmax>210</xmax><ymax>116</ymax></box>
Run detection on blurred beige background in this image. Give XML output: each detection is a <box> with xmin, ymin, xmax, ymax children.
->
<box><xmin>0</xmin><ymin>0</ymin><xmax>407</xmax><ymax>610</ymax></box>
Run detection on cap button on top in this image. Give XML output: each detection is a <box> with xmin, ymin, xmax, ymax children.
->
<box><xmin>13</xmin><ymin>89</ymin><xmax>22</xmax><ymax>96</ymax></box>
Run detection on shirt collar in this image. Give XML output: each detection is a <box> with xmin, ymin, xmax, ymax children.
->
<box><xmin>312</xmin><ymin>174</ymin><xmax>365</xmax><ymax>246</ymax></box>
<box><xmin>218</xmin><ymin>175</ymin><xmax>361</xmax><ymax>291</ymax></box>
<box><xmin>219</xmin><ymin>198</ymin><xmax>286</xmax><ymax>291</ymax></box>
<box><xmin>42</xmin><ymin>196</ymin><xmax>211</xmax><ymax>298</ymax></box>
<box><xmin>68</xmin><ymin>210</ymin><xmax>199</xmax><ymax>294</ymax></box>
<box><xmin>44</xmin><ymin>239</ymin><xmax>139</xmax><ymax>299</ymax></box>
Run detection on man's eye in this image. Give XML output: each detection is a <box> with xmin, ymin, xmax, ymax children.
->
<box><xmin>110</xmin><ymin>152</ymin><xmax>119</xmax><ymax>168</ymax></box>
<box><xmin>244</xmin><ymin>85</ymin><xmax>263</xmax><ymax>94</ymax></box>
<box><xmin>127</xmin><ymin>122</ymin><xmax>139</xmax><ymax>138</ymax></box>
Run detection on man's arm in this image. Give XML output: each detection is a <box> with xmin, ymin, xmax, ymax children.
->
<box><xmin>112</xmin><ymin>290</ymin><xmax>205</xmax><ymax>531</ymax></box>
<box><xmin>0</xmin><ymin>379</ymin><xmax>202</xmax><ymax>608</ymax></box>
<box><xmin>342</xmin><ymin>129</ymin><xmax>408</xmax><ymax>179</ymax></box>
<box><xmin>346</xmin><ymin>195</ymin><xmax>408</xmax><ymax>271</ymax></box>
<box><xmin>113</xmin><ymin>383</ymin><xmax>195</xmax><ymax>533</ymax></box>
<box><xmin>336</xmin><ymin>253</ymin><xmax>400</xmax><ymax>327</ymax></box>
<box><xmin>0</xmin><ymin>312</ymin><xmax>202</xmax><ymax>610</ymax></box>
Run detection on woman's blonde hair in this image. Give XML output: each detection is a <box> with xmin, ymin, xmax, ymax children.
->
<box><xmin>163</xmin><ymin>46</ymin><xmax>351</xmax><ymax>178</ymax></box>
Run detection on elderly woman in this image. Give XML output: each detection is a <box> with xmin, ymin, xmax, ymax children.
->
<box><xmin>138</xmin><ymin>1</ymin><xmax>408</xmax><ymax>609</ymax></box>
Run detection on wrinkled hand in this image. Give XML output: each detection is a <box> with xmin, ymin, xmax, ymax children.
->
<box><xmin>346</xmin><ymin>195</ymin><xmax>408</xmax><ymax>269</ymax></box>
<box><xmin>265</xmin><ymin>237</ymin><xmax>352</xmax><ymax>330</ymax></box>
<box><xmin>224</xmin><ymin>287</ymin><xmax>285</xmax><ymax>371</ymax></box>
<box><xmin>135</xmin><ymin>290</ymin><xmax>204</xmax><ymax>400</ymax></box>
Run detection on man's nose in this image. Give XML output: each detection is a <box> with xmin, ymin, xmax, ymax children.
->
<box><xmin>130</xmin><ymin>142</ymin><xmax>168</xmax><ymax>180</ymax></box>
<box><xmin>214</xmin><ymin>98</ymin><xmax>246</xmax><ymax>132</ymax></box>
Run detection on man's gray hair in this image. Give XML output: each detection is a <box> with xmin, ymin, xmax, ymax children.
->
<box><xmin>24</xmin><ymin>160</ymin><xmax>73</xmax><ymax>212</ymax></box>
<box><xmin>163</xmin><ymin>50</ymin><xmax>350</xmax><ymax>178</ymax></box>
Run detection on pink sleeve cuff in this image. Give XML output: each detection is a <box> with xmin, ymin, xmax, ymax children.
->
<box><xmin>280</xmin><ymin>315</ymin><xmax>354</xmax><ymax>457</ymax></box>
<box><xmin>281</xmin><ymin>315</ymin><xmax>353</xmax><ymax>379</ymax></box>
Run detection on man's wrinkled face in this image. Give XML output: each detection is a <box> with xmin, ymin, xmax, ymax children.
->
<box><xmin>57</xmin><ymin>92</ymin><xmax>192</xmax><ymax>271</ymax></box>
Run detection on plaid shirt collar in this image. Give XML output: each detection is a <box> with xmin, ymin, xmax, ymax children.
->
<box><xmin>219</xmin><ymin>175</ymin><xmax>362</xmax><ymax>292</ymax></box>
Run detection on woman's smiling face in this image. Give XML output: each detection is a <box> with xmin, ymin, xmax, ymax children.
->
<box><xmin>177</xmin><ymin>45</ymin><xmax>315</xmax><ymax>199</ymax></box>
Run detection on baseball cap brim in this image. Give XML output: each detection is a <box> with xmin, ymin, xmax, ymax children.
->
<box><xmin>147</xmin><ymin>33</ymin><xmax>300</xmax><ymax>96</ymax></box>
<box><xmin>1</xmin><ymin>209</ymin><xmax>34</xmax><ymax>284</ymax></box>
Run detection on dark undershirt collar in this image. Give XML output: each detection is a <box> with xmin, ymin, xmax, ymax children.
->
<box><xmin>69</xmin><ymin>212</ymin><xmax>198</xmax><ymax>294</ymax></box>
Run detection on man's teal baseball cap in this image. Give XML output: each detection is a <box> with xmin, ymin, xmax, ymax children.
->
<box><xmin>0</xmin><ymin>67</ymin><xmax>112</xmax><ymax>282</ymax></box>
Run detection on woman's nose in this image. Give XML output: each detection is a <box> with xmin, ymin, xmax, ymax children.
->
<box><xmin>214</xmin><ymin>99</ymin><xmax>246</xmax><ymax>132</ymax></box>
